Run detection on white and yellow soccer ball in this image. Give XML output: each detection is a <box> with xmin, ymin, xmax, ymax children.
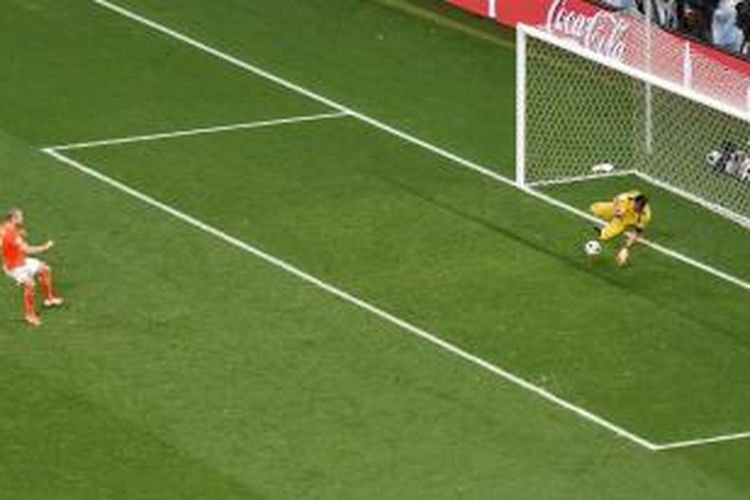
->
<box><xmin>584</xmin><ymin>240</ymin><xmax>602</xmax><ymax>256</ymax></box>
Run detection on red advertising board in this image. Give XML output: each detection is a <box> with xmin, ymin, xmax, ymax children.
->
<box><xmin>496</xmin><ymin>0</ymin><xmax>577</xmax><ymax>26</ymax></box>
<box><xmin>448</xmin><ymin>0</ymin><xmax>750</xmax><ymax>111</ymax></box>
<box><xmin>447</xmin><ymin>0</ymin><xmax>489</xmax><ymax>17</ymax></box>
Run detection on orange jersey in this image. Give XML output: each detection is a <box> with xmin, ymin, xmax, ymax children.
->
<box><xmin>2</xmin><ymin>224</ymin><xmax>26</xmax><ymax>270</ymax></box>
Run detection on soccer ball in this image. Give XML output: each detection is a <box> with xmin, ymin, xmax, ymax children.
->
<box><xmin>584</xmin><ymin>240</ymin><xmax>602</xmax><ymax>256</ymax></box>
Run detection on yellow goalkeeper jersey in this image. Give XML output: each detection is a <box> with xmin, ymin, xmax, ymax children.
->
<box><xmin>590</xmin><ymin>190</ymin><xmax>652</xmax><ymax>241</ymax></box>
<box><xmin>613</xmin><ymin>190</ymin><xmax>652</xmax><ymax>230</ymax></box>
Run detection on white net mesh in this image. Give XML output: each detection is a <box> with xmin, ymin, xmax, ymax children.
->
<box><xmin>520</xmin><ymin>27</ymin><xmax>750</xmax><ymax>228</ymax></box>
<box><xmin>690</xmin><ymin>48</ymin><xmax>750</xmax><ymax>111</ymax></box>
<box><xmin>523</xmin><ymin>38</ymin><xmax>642</xmax><ymax>185</ymax></box>
<box><xmin>642</xmin><ymin>86</ymin><xmax>750</xmax><ymax>222</ymax></box>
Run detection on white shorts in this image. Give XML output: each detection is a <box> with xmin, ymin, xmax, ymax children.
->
<box><xmin>5</xmin><ymin>258</ymin><xmax>43</xmax><ymax>285</ymax></box>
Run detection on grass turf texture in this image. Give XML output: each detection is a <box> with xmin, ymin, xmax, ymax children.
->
<box><xmin>1</xmin><ymin>0</ymin><xmax>749</xmax><ymax>498</ymax></box>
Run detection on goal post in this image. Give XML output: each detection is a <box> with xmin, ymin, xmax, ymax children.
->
<box><xmin>515</xmin><ymin>25</ymin><xmax>526</xmax><ymax>187</ymax></box>
<box><xmin>516</xmin><ymin>23</ymin><xmax>750</xmax><ymax>229</ymax></box>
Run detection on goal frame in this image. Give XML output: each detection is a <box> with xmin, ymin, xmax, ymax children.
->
<box><xmin>515</xmin><ymin>23</ymin><xmax>750</xmax><ymax>229</ymax></box>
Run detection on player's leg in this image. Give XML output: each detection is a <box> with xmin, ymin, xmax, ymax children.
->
<box><xmin>598</xmin><ymin>218</ymin><xmax>626</xmax><ymax>242</ymax></box>
<box><xmin>21</xmin><ymin>280</ymin><xmax>40</xmax><ymax>326</ymax></box>
<box><xmin>591</xmin><ymin>202</ymin><xmax>618</xmax><ymax>241</ymax></box>
<box><xmin>37</xmin><ymin>261</ymin><xmax>63</xmax><ymax>307</ymax></box>
<box><xmin>590</xmin><ymin>202</ymin><xmax>615</xmax><ymax>221</ymax></box>
<box><xmin>9</xmin><ymin>259</ymin><xmax>55</xmax><ymax>326</ymax></box>
<box><xmin>8</xmin><ymin>264</ymin><xmax>41</xmax><ymax>325</ymax></box>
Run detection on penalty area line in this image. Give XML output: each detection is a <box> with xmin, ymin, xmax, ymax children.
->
<box><xmin>41</xmin><ymin>146</ymin><xmax>659</xmax><ymax>452</ymax></box>
<box><xmin>41</xmin><ymin>147</ymin><xmax>750</xmax><ymax>452</ymax></box>
<box><xmin>44</xmin><ymin>111</ymin><xmax>349</xmax><ymax>152</ymax></box>
<box><xmin>654</xmin><ymin>430</ymin><xmax>750</xmax><ymax>451</ymax></box>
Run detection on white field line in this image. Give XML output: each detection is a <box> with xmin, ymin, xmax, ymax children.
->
<box><xmin>46</xmin><ymin>111</ymin><xmax>348</xmax><ymax>152</ymax></box>
<box><xmin>91</xmin><ymin>0</ymin><xmax>750</xmax><ymax>296</ymax></box>
<box><xmin>633</xmin><ymin>171</ymin><xmax>750</xmax><ymax>230</ymax></box>
<box><xmin>654</xmin><ymin>430</ymin><xmax>750</xmax><ymax>451</ymax></box>
<box><xmin>87</xmin><ymin>0</ymin><xmax>750</xmax><ymax>449</ymax></box>
<box><xmin>519</xmin><ymin>186</ymin><xmax>750</xmax><ymax>292</ymax></box>
<box><xmin>41</xmin><ymin>147</ymin><xmax>658</xmax><ymax>451</ymax></box>
<box><xmin>526</xmin><ymin>169</ymin><xmax>636</xmax><ymax>188</ymax></box>
<box><xmin>533</xmin><ymin>169</ymin><xmax>750</xmax><ymax>231</ymax></box>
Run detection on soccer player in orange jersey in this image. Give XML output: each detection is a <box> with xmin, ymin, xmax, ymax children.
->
<box><xmin>1</xmin><ymin>208</ymin><xmax>63</xmax><ymax>326</ymax></box>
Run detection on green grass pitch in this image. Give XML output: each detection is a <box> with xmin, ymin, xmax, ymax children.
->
<box><xmin>1</xmin><ymin>0</ymin><xmax>750</xmax><ymax>498</ymax></box>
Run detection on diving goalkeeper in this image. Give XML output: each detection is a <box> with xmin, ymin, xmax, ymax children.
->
<box><xmin>590</xmin><ymin>190</ymin><xmax>652</xmax><ymax>265</ymax></box>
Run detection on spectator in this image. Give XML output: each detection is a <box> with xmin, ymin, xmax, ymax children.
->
<box><xmin>675</xmin><ymin>1</ymin><xmax>717</xmax><ymax>42</ymax></box>
<box><xmin>652</xmin><ymin>0</ymin><xmax>679</xmax><ymax>28</ymax></box>
<box><xmin>601</xmin><ymin>0</ymin><xmax>638</xmax><ymax>10</ymax></box>
<box><xmin>593</xmin><ymin>0</ymin><xmax>749</xmax><ymax>57</ymax></box>
<box><xmin>736</xmin><ymin>0</ymin><xmax>750</xmax><ymax>53</ymax></box>
<box><xmin>713</xmin><ymin>0</ymin><xmax>743</xmax><ymax>52</ymax></box>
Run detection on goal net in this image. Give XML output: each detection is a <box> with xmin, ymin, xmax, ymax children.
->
<box><xmin>516</xmin><ymin>24</ymin><xmax>750</xmax><ymax>229</ymax></box>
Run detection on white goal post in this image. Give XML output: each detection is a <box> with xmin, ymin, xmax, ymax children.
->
<box><xmin>516</xmin><ymin>23</ymin><xmax>750</xmax><ymax>229</ymax></box>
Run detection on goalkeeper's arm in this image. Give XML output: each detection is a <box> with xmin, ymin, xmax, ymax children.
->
<box><xmin>624</xmin><ymin>227</ymin><xmax>644</xmax><ymax>248</ymax></box>
<box><xmin>616</xmin><ymin>228</ymin><xmax>643</xmax><ymax>265</ymax></box>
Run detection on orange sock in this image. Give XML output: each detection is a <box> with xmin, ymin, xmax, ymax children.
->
<box><xmin>23</xmin><ymin>285</ymin><xmax>37</xmax><ymax>318</ymax></box>
<box><xmin>39</xmin><ymin>269</ymin><xmax>54</xmax><ymax>300</ymax></box>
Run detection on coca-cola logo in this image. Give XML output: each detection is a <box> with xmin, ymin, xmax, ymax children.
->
<box><xmin>546</xmin><ymin>0</ymin><xmax>629</xmax><ymax>61</ymax></box>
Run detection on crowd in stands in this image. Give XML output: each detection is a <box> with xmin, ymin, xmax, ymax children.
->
<box><xmin>597</xmin><ymin>0</ymin><xmax>750</xmax><ymax>56</ymax></box>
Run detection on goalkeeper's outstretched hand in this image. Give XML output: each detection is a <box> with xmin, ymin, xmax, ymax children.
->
<box><xmin>616</xmin><ymin>247</ymin><xmax>630</xmax><ymax>266</ymax></box>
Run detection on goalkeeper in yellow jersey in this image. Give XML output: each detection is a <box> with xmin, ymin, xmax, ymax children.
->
<box><xmin>590</xmin><ymin>190</ymin><xmax>652</xmax><ymax>266</ymax></box>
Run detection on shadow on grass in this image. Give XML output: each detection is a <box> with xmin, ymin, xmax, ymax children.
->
<box><xmin>380</xmin><ymin>174</ymin><xmax>750</xmax><ymax>349</ymax></box>
<box><xmin>376</xmin><ymin>174</ymin><xmax>634</xmax><ymax>290</ymax></box>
